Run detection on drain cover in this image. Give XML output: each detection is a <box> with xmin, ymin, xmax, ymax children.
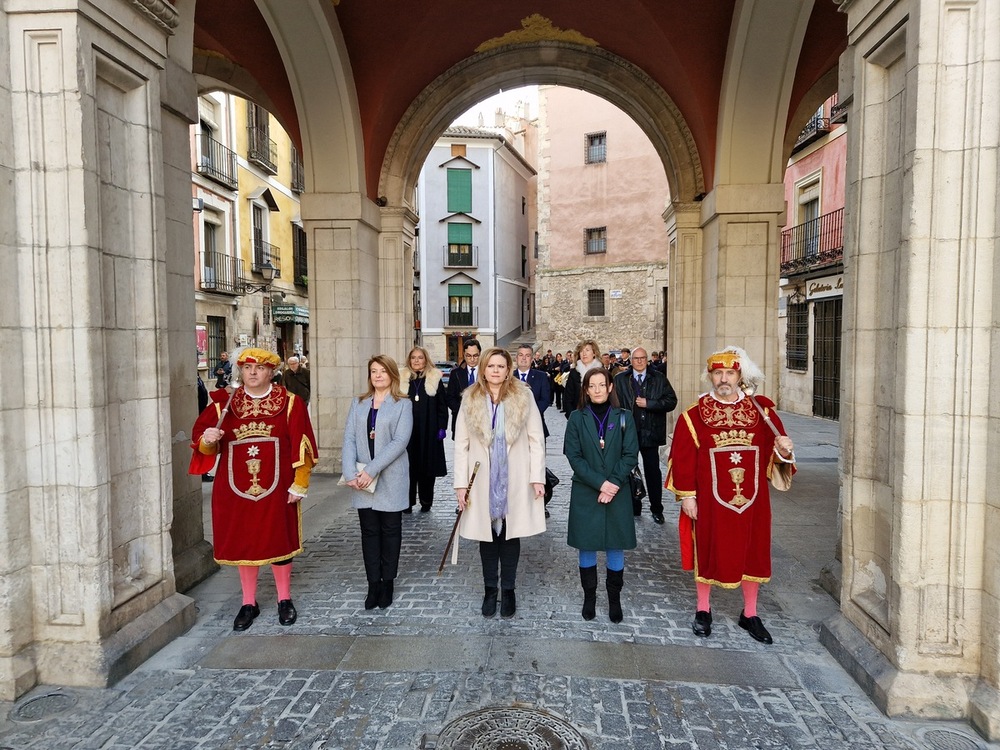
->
<box><xmin>919</xmin><ymin>728</ymin><xmax>985</xmax><ymax>750</ymax></box>
<box><xmin>434</xmin><ymin>706</ymin><xmax>588</xmax><ymax>749</ymax></box>
<box><xmin>10</xmin><ymin>691</ymin><xmax>78</xmax><ymax>723</ymax></box>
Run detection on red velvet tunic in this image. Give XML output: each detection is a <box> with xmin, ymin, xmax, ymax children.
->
<box><xmin>666</xmin><ymin>393</ymin><xmax>793</xmax><ymax>588</ymax></box>
<box><xmin>190</xmin><ymin>385</ymin><xmax>317</xmax><ymax>565</ymax></box>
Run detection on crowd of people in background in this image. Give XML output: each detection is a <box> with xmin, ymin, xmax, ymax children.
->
<box><xmin>192</xmin><ymin>338</ymin><xmax>793</xmax><ymax>647</ymax></box>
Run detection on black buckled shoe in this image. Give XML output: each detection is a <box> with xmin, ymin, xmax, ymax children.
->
<box><xmin>739</xmin><ymin>611</ymin><xmax>773</xmax><ymax>644</ymax></box>
<box><xmin>278</xmin><ymin>599</ymin><xmax>297</xmax><ymax>626</ymax></box>
<box><xmin>233</xmin><ymin>602</ymin><xmax>260</xmax><ymax>631</ymax></box>
<box><xmin>692</xmin><ymin>609</ymin><xmax>712</xmax><ymax>637</ymax></box>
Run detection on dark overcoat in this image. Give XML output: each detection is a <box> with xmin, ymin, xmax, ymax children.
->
<box><xmin>563</xmin><ymin>407</ymin><xmax>639</xmax><ymax>551</ymax></box>
<box><xmin>401</xmin><ymin>367</ymin><xmax>448</xmax><ymax>478</ymax></box>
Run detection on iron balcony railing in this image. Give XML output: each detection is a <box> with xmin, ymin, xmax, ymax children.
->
<box><xmin>443</xmin><ymin>244</ymin><xmax>478</xmax><ymax>268</ymax></box>
<box><xmin>792</xmin><ymin>110</ymin><xmax>831</xmax><ymax>152</ymax></box>
<box><xmin>252</xmin><ymin>236</ymin><xmax>281</xmax><ymax>277</ymax></box>
<box><xmin>443</xmin><ymin>305</ymin><xmax>478</xmax><ymax>328</ymax></box>
<box><xmin>247</xmin><ymin>126</ymin><xmax>278</xmax><ymax>174</ymax></box>
<box><xmin>780</xmin><ymin>207</ymin><xmax>844</xmax><ymax>276</ymax></box>
<box><xmin>196</xmin><ymin>133</ymin><xmax>238</xmax><ymax>189</ymax></box>
<box><xmin>200</xmin><ymin>251</ymin><xmax>244</xmax><ymax>295</ymax></box>
<box><xmin>291</xmin><ymin>147</ymin><xmax>305</xmax><ymax>193</ymax></box>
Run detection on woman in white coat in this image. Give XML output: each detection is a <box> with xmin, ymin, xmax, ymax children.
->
<box><xmin>454</xmin><ymin>347</ymin><xmax>546</xmax><ymax>618</ymax></box>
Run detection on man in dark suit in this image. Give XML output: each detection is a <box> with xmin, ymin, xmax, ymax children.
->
<box><xmin>613</xmin><ymin>347</ymin><xmax>678</xmax><ymax>524</ymax></box>
<box><xmin>514</xmin><ymin>344</ymin><xmax>550</xmax><ymax>437</ymax></box>
<box><xmin>445</xmin><ymin>338</ymin><xmax>481</xmax><ymax>438</ymax></box>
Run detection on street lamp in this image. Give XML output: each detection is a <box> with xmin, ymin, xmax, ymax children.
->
<box><xmin>243</xmin><ymin>261</ymin><xmax>277</xmax><ymax>293</ymax></box>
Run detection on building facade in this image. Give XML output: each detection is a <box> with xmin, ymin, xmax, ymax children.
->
<box><xmin>415</xmin><ymin>125</ymin><xmax>536</xmax><ymax>362</ymax></box>
<box><xmin>777</xmin><ymin>96</ymin><xmax>847</xmax><ymax>419</ymax></box>
<box><xmin>192</xmin><ymin>94</ymin><xmax>309</xmax><ymax>378</ymax></box>
<box><xmin>536</xmin><ymin>86</ymin><xmax>670</xmax><ymax>358</ymax></box>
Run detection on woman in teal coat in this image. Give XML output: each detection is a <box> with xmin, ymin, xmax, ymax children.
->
<box><xmin>563</xmin><ymin>367</ymin><xmax>639</xmax><ymax>623</ymax></box>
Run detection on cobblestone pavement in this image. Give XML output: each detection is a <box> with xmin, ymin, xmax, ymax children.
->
<box><xmin>1</xmin><ymin>410</ymin><xmax>995</xmax><ymax>749</ymax></box>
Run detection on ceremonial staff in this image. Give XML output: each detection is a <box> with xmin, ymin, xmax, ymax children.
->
<box><xmin>438</xmin><ymin>461</ymin><xmax>480</xmax><ymax>574</ymax></box>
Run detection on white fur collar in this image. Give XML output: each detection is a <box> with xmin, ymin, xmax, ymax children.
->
<box><xmin>400</xmin><ymin>366</ymin><xmax>443</xmax><ymax>397</ymax></box>
<box><xmin>460</xmin><ymin>382</ymin><xmax>533</xmax><ymax>446</ymax></box>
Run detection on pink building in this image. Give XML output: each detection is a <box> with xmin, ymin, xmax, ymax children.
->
<box><xmin>536</xmin><ymin>86</ymin><xmax>671</xmax><ymax>357</ymax></box>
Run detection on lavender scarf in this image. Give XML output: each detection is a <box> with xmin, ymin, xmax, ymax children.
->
<box><xmin>487</xmin><ymin>396</ymin><xmax>508</xmax><ymax>534</ymax></box>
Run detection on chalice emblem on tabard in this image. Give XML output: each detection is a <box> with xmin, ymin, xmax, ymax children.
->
<box><xmin>246</xmin><ymin>458</ymin><xmax>265</xmax><ymax>496</ymax></box>
<box><xmin>729</xmin><ymin>467</ymin><xmax>750</xmax><ymax>507</ymax></box>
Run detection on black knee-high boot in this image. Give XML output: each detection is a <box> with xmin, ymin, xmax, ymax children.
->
<box><xmin>606</xmin><ymin>569</ymin><xmax>624</xmax><ymax>623</ymax></box>
<box><xmin>580</xmin><ymin>566</ymin><xmax>598</xmax><ymax>621</ymax></box>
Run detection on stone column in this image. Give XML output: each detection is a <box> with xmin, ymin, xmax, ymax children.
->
<box><xmin>694</xmin><ymin>184</ymin><xmax>786</xmax><ymax>402</ymax></box>
<box><xmin>1</xmin><ymin>0</ymin><xmax>195</xmax><ymax>698</ymax></box>
<box><xmin>825</xmin><ymin>0</ymin><xmax>1000</xmax><ymax>736</ymax></box>
<box><xmin>302</xmin><ymin>192</ymin><xmax>384</xmax><ymax>473</ymax></box>
<box><xmin>664</xmin><ymin>202</ymin><xmax>704</xmax><ymax>410</ymax></box>
<box><xmin>378</xmin><ymin>206</ymin><xmax>418</xmax><ymax>360</ymax></box>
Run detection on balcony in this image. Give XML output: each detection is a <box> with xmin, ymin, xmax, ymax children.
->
<box><xmin>443</xmin><ymin>305</ymin><xmax>478</xmax><ymax>328</ymax></box>
<box><xmin>252</xmin><ymin>237</ymin><xmax>281</xmax><ymax>278</ymax></box>
<box><xmin>291</xmin><ymin>147</ymin><xmax>305</xmax><ymax>193</ymax></box>
<box><xmin>780</xmin><ymin>207</ymin><xmax>844</xmax><ymax>277</ymax></box>
<box><xmin>200</xmin><ymin>251</ymin><xmax>243</xmax><ymax>295</ymax></box>
<box><xmin>196</xmin><ymin>133</ymin><xmax>238</xmax><ymax>189</ymax></box>
<box><xmin>791</xmin><ymin>110</ymin><xmax>831</xmax><ymax>153</ymax></box>
<box><xmin>247</xmin><ymin>126</ymin><xmax>278</xmax><ymax>174</ymax></box>
<box><xmin>443</xmin><ymin>244</ymin><xmax>478</xmax><ymax>268</ymax></box>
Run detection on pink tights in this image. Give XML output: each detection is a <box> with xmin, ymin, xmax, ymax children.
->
<box><xmin>695</xmin><ymin>580</ymin><xmax>760</xmax><ymax>617</ymax></box>
<box><xmin>238</xmin><ymin>563</ymin><xmax>293</xmax><ymax>604</ymax></box>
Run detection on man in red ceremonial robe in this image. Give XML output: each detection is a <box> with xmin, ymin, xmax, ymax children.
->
<box><xmin>666</xmin><ymin>346</ymin><xmax>795</xmax><ymax>644</ymax></box>
<box><xmin>190</xmin><ymin>347</ymin><xmax>317</xmax><ymax>631</ymax></box>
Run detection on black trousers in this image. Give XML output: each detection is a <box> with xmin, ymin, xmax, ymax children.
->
<box><xmin>358</xmin><ymin>508</ymin><xmax>402</xmax><ymax>583</ymax></box>
<box><xmin>633</xmin><ymin>445</ymin><xmax>664</xmax><ymax>516</ymax></box>
<box><xmin>479</xmin><ymin>521</ymin><xmax>520</xmax><ymax>589</ymax></box>
<box><xmin>408</xmin><ymin>472</ymin><xmax>436</xmax><ymax>509</ymax></box>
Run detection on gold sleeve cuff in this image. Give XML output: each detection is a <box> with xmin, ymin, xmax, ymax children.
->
<box><xmin>289</xmin><ymin>482</ymin><xmax>308</xmax><ymax>496</ymax></box>
<box><xmin>293</xmin><ymin>462</ymin><xmax>312</xmax><ymax>491</ymax></box>
<box><xmin>198</xmin><ymin>438</ymin><xmax>220</xmax><ymax>455</ymax></box>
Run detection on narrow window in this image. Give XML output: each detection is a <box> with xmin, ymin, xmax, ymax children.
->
<box><xmin>587</xmin><ymin>289</ymin><xmax>606</xmax><ymax>317</ymax></box>
<box><xmin>786</xmin><ymin>302</ymin><xmax>809</xmax><ymax>370</ymax></box>
<box><xmin>585</xmin><ymin>227</ymin><xmax>607</xmax><ymax>255</ymax></box>
<box><xmin>585</xmin><ymin>132</ymin><xmax>607</xmax><ymax>164</ymax></box>
<box><xmin>448</xmin><ymin>284</ymin><xmax>474</xmax><ymax>326</ymax></box>
<box><xmin>447</xmin><ymin>168</ymin><xmax>472</xmax><ymax>213</ymax></box>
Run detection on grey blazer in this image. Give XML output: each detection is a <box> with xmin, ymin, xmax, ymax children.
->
<box><xmin>342</xmin><ymin>395</ymin><xmax>413</xmax><ymax>511</ymax></box>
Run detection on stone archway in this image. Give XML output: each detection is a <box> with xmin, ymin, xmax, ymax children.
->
<box><xmin>379</xmin><ymin>41</ymin><xmax>705</xmax><ymax>212</ymax></box>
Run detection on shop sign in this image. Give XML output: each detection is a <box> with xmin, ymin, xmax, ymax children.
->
<box><xmin>272</xmin><ymin>304</ymin><xmax>310</xmax><ymax>324</ymax></box>
<box><xmin>806</xmin><ymin>275</ymin><xmax>843</xmax><ymax>300</ymax></box>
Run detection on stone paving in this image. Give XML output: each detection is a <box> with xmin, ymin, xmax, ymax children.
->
<box><xmin>1</xmin><ymin>409</ymin><xmax>995</xmax><ymax>749</ymax></box>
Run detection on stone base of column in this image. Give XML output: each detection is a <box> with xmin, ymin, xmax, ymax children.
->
<box><xmin>971</xmin><ymin>681</ymin><xmax>1000</xmax><ymax>741</ymax></box>
<box><xmin>0</xmin><ymin>650</ymin><xmax>38</xmax><ymax>702</ymax></box>
<box><xmin>173</xmin><ymin>540</ymin><xmax>219</xmax><ymax>594</ymax></box>
<box><xmin>34</xmin><ymin>593</ymin><xmax>196</xmax><ymax>691</ymax></box>
<box><xmin>818</xmin><ymin>558</ymin><xmax>841</xmax><ymax>603</ymax></box>
<box><xmin>820</xmin><ymin>614</ymin><xmax>987</xmax><ymax>735</ymax></box>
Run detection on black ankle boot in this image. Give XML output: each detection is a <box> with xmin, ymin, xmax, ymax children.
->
<box><xmin>579</xmin><ymin>566</ymin><xmax>598</xmax><ymax>621</ymax></box>
<box><xmin>365</xmin><ymin>581</ymin><xmax>380</xmax><ymax>610</ymax></box>
<box><xmin>482</xmin><ymin>586</ymin><xmax>498</xmax><ymax>617</ymax></box>
<box><xmin>500</xmin><ymin>588</ymin><xmax>516</xmax><ymax>618</ymax></box>
<box><xmin>378</xmin><ymin>580</ymin><xmax>394</xmax><ymax>609</ymax></box>
<box><xmin>606</xmin><ymin>569</ymin><xmax>624</xmax><ymax>623</ymax></box>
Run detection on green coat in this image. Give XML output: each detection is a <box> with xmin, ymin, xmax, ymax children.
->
<box><xmin>563</xmin><ymin>407</ymin><xmax>639</xmax><ymax>551</ymax></box>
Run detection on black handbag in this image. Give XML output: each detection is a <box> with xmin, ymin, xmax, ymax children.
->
<box><xmin>544</xmin><ymin>468</ymin><xmax>559</xmax><ymax>503</ymax></box>
<box><xmin>628</xmin><ymin>465</ymin><xmax>647</xmax><ymax>502</ymax></box>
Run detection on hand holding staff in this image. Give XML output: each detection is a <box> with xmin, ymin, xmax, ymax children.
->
<box><xmin>438</xmin><ymin>461</ymin><xmax>480</xmax><ymax>574</ymax></box>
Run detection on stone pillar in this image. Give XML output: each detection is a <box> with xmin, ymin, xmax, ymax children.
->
<box><xmin>302</xmin><ymin>192</ymin><xmax>384</xmax><ymax>473</ymax></box>
<box><xmin>378</xmin><ymin>206</ymin><xmax>418</xmax><ymax>360</ymax></box>
<box><xmin>663</xmin><ymin>202</ymin><xmax>704</xmax><ymax>410</ymax></box>
<box><xmin>1</xmin><ymin>0</ymin><xmax>195</xmax><ymax>698</ymax></box>
<box><xmin>824</xmin><ymin>0</ymin><xmax>1000</xmax><ymax>736</ymax></box>
<box><xmin>693</xmin><ymin>184</ymin><xmax>786</xmax><ymax>401</ymax></box>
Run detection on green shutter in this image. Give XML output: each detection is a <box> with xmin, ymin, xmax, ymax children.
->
<box><xmin>448</xmin><ymin>284</ymin><xmax>473</xmax><ymax>297</ymax></box>
<box><xmin>447</xmin><ymin>169</ymin><xmax>472</xmax><ymax>213</ymax></box>
<box><xmin>448</xmin><ymin>223</ymin><xmax>473</xmax><ymax>244</ymax></box>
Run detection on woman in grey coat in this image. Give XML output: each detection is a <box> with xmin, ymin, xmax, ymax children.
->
<box><xmin>342</xmin><ymin>355</ymin><xmax>413</xmax><ymax>609</ymax></box>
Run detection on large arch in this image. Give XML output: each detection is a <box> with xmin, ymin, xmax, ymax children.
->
<box><xmin>379</xmin><ymin>42</ymin><xmax>704</xmax><ymax>212</ymax></box>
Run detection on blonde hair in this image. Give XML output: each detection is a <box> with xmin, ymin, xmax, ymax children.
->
<box><xmin>574</xmin><ymin>339</ymin><xmax>601</xmax><ymax>362</ymax></box>
<box><xmin>359</xmin><ymin>355</ymin><xmax>407</xmax><ymax>401</ymax></box>
<box><xmin>405</xmin><ymin>346</ymin><xmax>436</xmax><ymax>373</ymax></box>
<box><xmin>465</xmin><ymin>347</ymin><xmax>516</xmax><ymax>403</ymax></box>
